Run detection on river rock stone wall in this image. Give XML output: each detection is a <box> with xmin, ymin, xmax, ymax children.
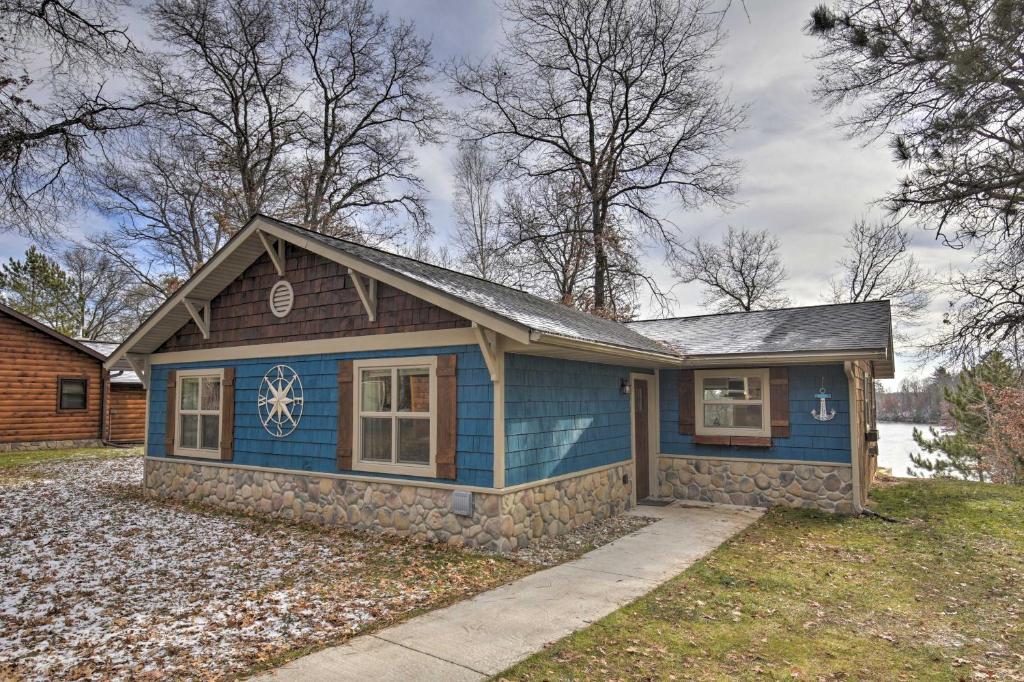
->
<box><xmin>144</xmin><ymin>458</ymin><xmax>634</xmax><ymax>551</ymax></box>
<box><xmin>500</xmin><ymin>463</ymin><xmax>632</xmax><ymax>550</ymax></box>
<box><xmin>658</xmin><ymin>456</ymin><xmax>856</xmax><ymax>513</ymax></box>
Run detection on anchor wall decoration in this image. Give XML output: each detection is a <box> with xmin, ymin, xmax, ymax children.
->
<box><xmin>811</xmin><ymin>380</ymin><xmax>836</xmax><ymax>422</ymax></box>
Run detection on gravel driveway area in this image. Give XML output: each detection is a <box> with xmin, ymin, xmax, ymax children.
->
<box><xmin>0</xmin><ymin>455</ymin><xmax>527</xmax><ymax>680</ymax></box>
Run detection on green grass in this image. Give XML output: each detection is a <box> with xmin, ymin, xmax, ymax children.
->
<box><xmin>0</xmin><ymin>445</ymin><xmax>141</xmax><ymax>471</ymax></box>
<box><xmin>498</xmin><ymin>479</ymin><xmax>1024</xmax><ymax>681</ymax></box>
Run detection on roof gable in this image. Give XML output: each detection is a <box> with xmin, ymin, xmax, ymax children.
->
<box><xmin>158</xmin><ymin>242</ymin><xmax>470</xmax><ymax>352</ymax></box>
<box><xmin>0</xmin><ymin>303</ymin><xmax>106</xmax><ymax>362</ymax></box>
<box><xmin>109</xmin><ymin>214</ymin><xmax>676</xmax><ymax>366</ymax></box>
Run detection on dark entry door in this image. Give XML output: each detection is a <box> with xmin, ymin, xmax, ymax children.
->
<box><xmin>634</xmin><ymin>378</ymin><xmax>650</xmax><ymax>499</ymax></box>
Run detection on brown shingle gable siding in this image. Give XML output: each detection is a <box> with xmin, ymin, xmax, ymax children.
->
<box><xmin>159</xmin><ymin>244</ymin><xmax>470</xmax><ymax>352</ymax></box>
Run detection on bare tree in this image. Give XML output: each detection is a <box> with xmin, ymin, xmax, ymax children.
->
<box><xmin>143</xmin><ymin>0</ymin><xmax>300</xmax><ymax>227</ymax></box>
<box><xmin>286</xmin><ymin>0</ymin><xmax>443</xmax><ymax>239</ymax></box>
<box><xmin>59</xmin><ymin>245</ymin><xmax>159</xmax><ymax>340</ymax></box>
<box><xmin>449</xmin><ymin>0</ymin><xmax>743</xmax><ymax>315</ymax></box>
<box><xmin>503</xmin><ymin>174</ymin><xmax>656</xmax><ymax>320</ymax></box>
<box><xmin>504</xmin><ymin>176</ymin><xmax>594</xmax><ymax>305</ymax></box>
<box><xmin>88</xmin><ymin>131</ymin><xmax>230</xmax><ymax>296</ymax></box>
<box><xmin>0</xmin><ymin>0</ymin><xmax>149</xmax><ymax>238</ymax></box>
<box><xmin>830</xmin><ymin>219</ymin><xmax>933</xmax><ymax>338</ymax></box>
<box><xmin>450</xmin><ymin>142</ymin><xmax>512</xmax><ymax>283</ymax></box>
<box><xmin>674</xmin><ymin>227</ymin><xmax>790</xmax><ymax>312</ymax></box>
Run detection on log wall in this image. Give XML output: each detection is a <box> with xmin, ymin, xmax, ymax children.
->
<box><xmin>106</xmin><ymin>383</ymin><xmax>146</xmax><ymax>443</ymax></box>
<box><xmin>0</xmin><ymin>313</ymin><xmax>104</xmax><ymax>444</ymax></box>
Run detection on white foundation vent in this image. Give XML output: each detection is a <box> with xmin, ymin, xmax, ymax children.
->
<box><xmin>269</xmin><ymin>280</ymin><xmax>294</xmax><ymax>318</ymax></box>
<box><xmin>451</xmin><ymin>490</ymin><xmax>474</xmax><ymax>517</ymax></box>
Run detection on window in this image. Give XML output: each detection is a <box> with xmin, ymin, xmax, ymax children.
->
<box><xmin>176</xmin><ymin>370</ymin><xmax>222</xmax><ymax>458</ymax></box>
<box><xmin>354</xmin><ymin>357</ymin><xmax>436</xmax><ymax>477</ymax></box>
<box><xmin>694</xmin><ymin>368</ymin><xmax>771</xmax><ymax>438</ymax></box>
<box><xmin>58</xmin><ymin>378</ymin><xmax>88</xmax><ymax>411</ymax></box>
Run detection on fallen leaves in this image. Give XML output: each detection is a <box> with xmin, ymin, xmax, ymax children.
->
<box><xmin>0</xmin><ymin>455</ymin><xmax>526</xmax><ymax>681</ymax></box>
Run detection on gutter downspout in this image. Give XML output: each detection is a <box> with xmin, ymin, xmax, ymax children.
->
<box><xmin>844</xmin><ymin>361</ymin><xmax>865</xmax><ymax>514</ymax></box>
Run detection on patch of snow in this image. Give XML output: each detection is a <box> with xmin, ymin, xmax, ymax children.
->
<box><xmin>0</xmin><ymin>456</ymin><xmax>435</xmax><ymax>680</ymax></box>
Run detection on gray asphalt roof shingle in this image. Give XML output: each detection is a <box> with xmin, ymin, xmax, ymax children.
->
<box><xmin>269</xmin><ymin>218</ymin><xmax>672</xmax><ymax>356</ymax></box>
<box><xmin>625</xmin><ymin>300</ymin><xmax>892</xmax><ymax>357</ymax></box>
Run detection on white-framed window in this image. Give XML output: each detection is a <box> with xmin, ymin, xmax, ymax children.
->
<box><xmin>694</xmin><ymin>368</ymin><xmax>771</xmax><ymax>438</ymax></box>
<box><xmin>175</xmin><ymin>368</ymin><xmax>223</xmax><ymax>459</ymax></box>
<box><xmin>353</xmin><ymin>356</ymin><xmax>437</xmax><ymax>477</ymax></box>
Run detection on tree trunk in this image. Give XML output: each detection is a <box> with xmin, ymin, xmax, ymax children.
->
<box><xmin>592</xmin><ymin>194</ymin><xmax>607</xmax><ymax>313</ymax></box>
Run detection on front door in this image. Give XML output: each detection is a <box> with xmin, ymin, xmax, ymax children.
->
<box><xmin>633</xmin><ymin>378</ymin><xmax>650</xmax><ymax>499</ymax></box>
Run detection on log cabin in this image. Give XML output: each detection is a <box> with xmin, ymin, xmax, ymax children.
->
<box><xmin>106</xmin><ymin>214</ymin><xmax>894</xmax><ymax>550</ymax></box>
<box><xmin>0</xmin><ymin>303</ymin><xmax>147</xmax><ymax>451</ymax></box>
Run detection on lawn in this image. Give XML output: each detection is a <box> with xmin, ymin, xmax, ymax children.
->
<box><xmin>499</xmin><ymin>478</ymin><xmax>1024</xmax><ymax>681</ymax></box>
<box><xmin>0</xmin><ymin>445</ymin><xmax>139</xmax><ymax>470</ymax></box>
<box><xmin>0</xmin><ymin>450</ymin><xmax>532</xmax><ymax>680</ymax></box>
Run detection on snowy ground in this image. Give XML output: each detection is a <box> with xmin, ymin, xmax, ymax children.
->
<box><xmin>0</xmin><ymin>455</ymin><xmax>526</xmax><ymax>680</ymax></box>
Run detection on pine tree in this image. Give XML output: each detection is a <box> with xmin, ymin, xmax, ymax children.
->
<box><xmin>0</xmin><ymin>247</ymin><xmax>77</xmax><ymax>335</ymax></box>
<box><xmin>911</xmin><ymin>352</ymin><xmax>1020</xmax><ymax>480</ymax></box>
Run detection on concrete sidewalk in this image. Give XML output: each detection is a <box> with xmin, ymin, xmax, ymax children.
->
<box><xmin>251</xmin><ymin>502</ymin><xmax>763</xmax><ymax>682</ymax></box>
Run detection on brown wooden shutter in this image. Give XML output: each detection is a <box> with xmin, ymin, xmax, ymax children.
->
<box><xmin>678</xmin><ymin>369</ymin><xmax>695</xmax><ymax>435</ymax></box>
<box><xmin>769</xmin><ymin>367</ymin><xmax>790</xmax><ymax>438</ymax></box>
<box><xmin>220</xmin><ymin>367</ymin><xmax>235</xmax><ymax>461</ymax></box>
<box><xmin>435</xmin><ymin>354</ymin><xmax>457</xmax><ymax>480</ymax></box>
<box><xmin>337</xmin><ymin>360</ymin><xmax>354</xmax><ymax>470</ymax></box>
<box><xmin>164</xmin><ymin>370</ymin><xmax>177</xmax><ymax>456</ymax></box>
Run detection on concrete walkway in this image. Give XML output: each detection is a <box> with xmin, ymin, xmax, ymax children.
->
<box><xmin>251</xmin><ymin>502</ymin><xmax>763</xmax><ymax>682</ymax></box>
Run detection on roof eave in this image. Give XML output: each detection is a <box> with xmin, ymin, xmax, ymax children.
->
<box><xmin>528</xmin><ymin>331</ymin><xmax>681</xmax><ymax>366</ymax></box>
<box><xmin>680</xmin><ymin>348</ymin><xmax>890</xmax><ymax>368</ymax></box>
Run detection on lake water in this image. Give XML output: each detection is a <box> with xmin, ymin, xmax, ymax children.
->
<box><xmin>877</xmin><ymin>422</ymin><xmax>940</xmax><ymax>477</ymax></box>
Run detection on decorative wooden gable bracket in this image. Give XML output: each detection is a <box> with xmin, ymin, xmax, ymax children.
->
<box><xmin>348</xmin><ymin>268</ymin><xmax>378</xmax><ymax>322</ymax></box>
<box><xmin>472</xmin><ymin>322</ymin><xmax>502</xmax><ymax>382</ymax></box>
<box><xmin>257</xmin><ymin>229</ymin><xmax>286</xmax><ymax>276</ymax></box>
<box><xmin>126</xmin><ymin>354</ymin><xmax>150</xmax><ymax>390</ymax></box>
<box><xmin>182</xmin><ymin>298</ymin><xmax>212</xmax><ymax>339</ymax></box>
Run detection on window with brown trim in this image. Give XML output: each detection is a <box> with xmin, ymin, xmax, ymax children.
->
<box><xmin>694</xmin><ymin>368</ymin><xmax>772</xmax><ymax>439</ymax></box>
<box><xmin>58</xmin><ymin>378</ymin><xmax>88</xmax><ymax>411</ymax></box>
<box><xmin>353</xmin><ymin>357</ymin><xmax>437</xmax><ymax>477</ymax></box>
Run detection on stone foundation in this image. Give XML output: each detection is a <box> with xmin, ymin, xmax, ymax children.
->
<box><xmin>144</xmin><ymin>458</ymin><xmax>633</xmax><ymax>551</ymax></box>
<box><xmin>659</xmin><ymin>456</ymin><xmax>855</xmax><ymax>513</ymax></box>
<box><xmin>0</xmin><ymin>438</ymin><xmax>104</xmax><ymax>453</ymax></box>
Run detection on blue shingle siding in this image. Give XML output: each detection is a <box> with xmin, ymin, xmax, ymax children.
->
<box><xmin>659</xmin><ymin>364</ymin><xmax>851</xmax><ymax>463</ymax></box>
<box><xmin>147</xmin><ymin>344</ymin><xmax>494</xmax><ymax>487</ymax></box>
<box><xmin>504</xmin><ymin>354</ymin><xmax>636</xmax><ymax>486</ymax></box>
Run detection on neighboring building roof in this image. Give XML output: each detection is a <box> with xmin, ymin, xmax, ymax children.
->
<box><xmin>626</xmin><ymin>300</ymin><xmax>894</xmax><ymax>375</ymax></box>
<box><xmin>80</xmin><ymin>340</ymin><xmax>142</xmax><ymax>385</ymax></box>
<box><xmin>0</xmin><ymin>302</ymin><xmax>107</xmax><ymax>362</ymax></box>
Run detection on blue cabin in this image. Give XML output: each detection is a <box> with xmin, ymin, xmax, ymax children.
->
<box><xmin>108</xmin><ymin>215</ymin><xmax>895</xmax><ymax>551</ymax></box>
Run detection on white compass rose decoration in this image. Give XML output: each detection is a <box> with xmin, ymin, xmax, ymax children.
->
<box><xmin>258</xmin><ymin>365</ymin><xmax>304</xmax><ymax>437</ymax></box>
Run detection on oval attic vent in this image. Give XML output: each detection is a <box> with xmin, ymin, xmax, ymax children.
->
<box><xmin>269</xmin><ymin>280</ymin><xmax>294</xmax><ymax>318</ymax></box>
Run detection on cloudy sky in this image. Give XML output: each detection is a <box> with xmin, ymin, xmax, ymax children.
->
<box><xmin>1</xmin><ymin>0</ymin><xmax>974</xmax><ymax>382</ymax></box>
<box><xmin>371</xmin><ymin>0</ymin><xmax>974</xmax><ymax>382</ymax></box>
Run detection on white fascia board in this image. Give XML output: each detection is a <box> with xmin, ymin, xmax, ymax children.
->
<box><xmin>527</xmin><ymin>332</ymin><xmax>681</xmax><ymax>366</ymax></box>
<box><xmin>105</xmin><ymin>220</ymin><xmax>267</xmax><ymax>370</ymax></box>
<box><xmin>681</xmin><ymin>349</ymin><xmax>889</xmax><ymax>368</ymax></box>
